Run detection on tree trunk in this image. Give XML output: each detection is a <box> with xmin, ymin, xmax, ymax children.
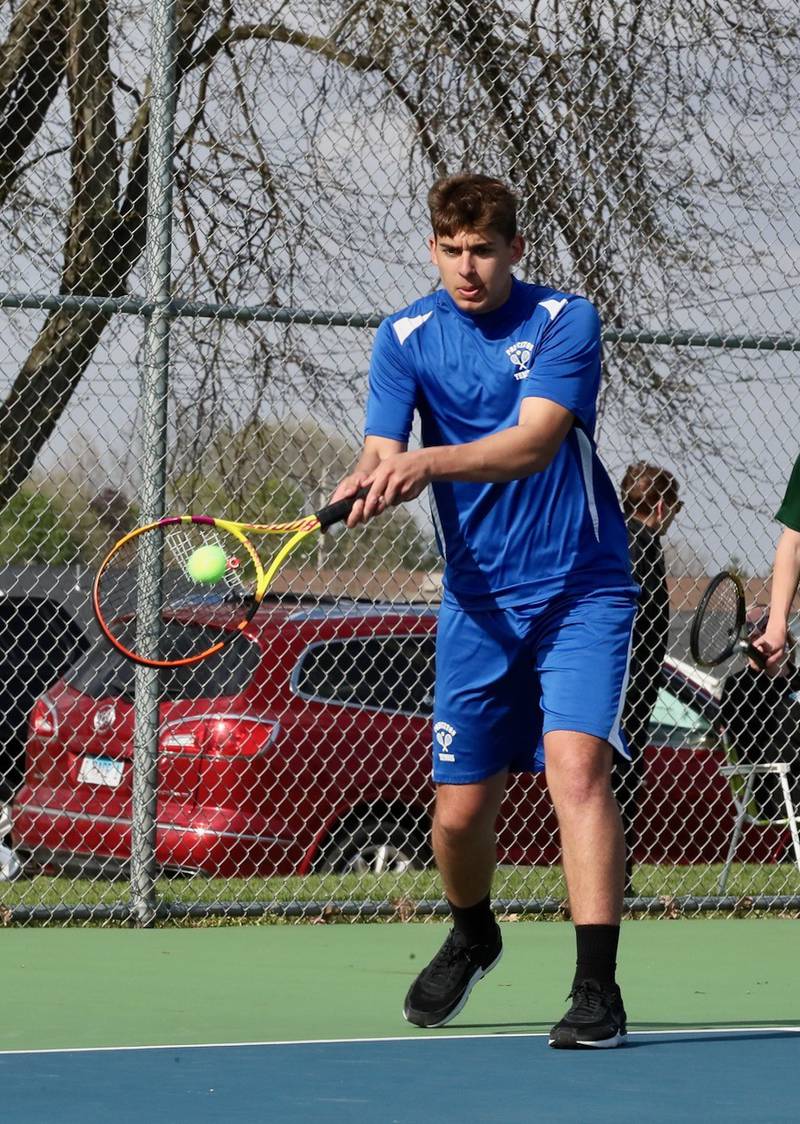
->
<box><xmin>0</xmin><ymin>0</ymin><xmax>207</xmax><ymax>508</ymax></box>
<box><xmin>0</xmin><ymin>0</ymin><xmax>68</xmax><ymax>207</ymax></box>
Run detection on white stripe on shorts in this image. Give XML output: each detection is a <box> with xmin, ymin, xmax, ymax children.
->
<box><xmin>606</xmin><ymin>621</ymin><xmax>635</xmax><ymax>758</ymax></box>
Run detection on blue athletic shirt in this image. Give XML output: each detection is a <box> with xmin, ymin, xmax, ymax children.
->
<box><xmin>364</xmin><ymin>276</ymin><xmax>634</xmax><ymax>609</ymax></box>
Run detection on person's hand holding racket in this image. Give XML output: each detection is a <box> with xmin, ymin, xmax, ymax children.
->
<box><xmin>689</xmin><ymin>571</ymin><xmax>767</xmax><ymax>670</ymax></box>
<box><xmin>330</xmin><ymin>471</ymin><xmax>376</xmax><ymax>528</ymax></box>
<box><xmin>332</xmin><ymin>439</ymin><xmax>433</xmax><ymax>527</ymax></box>
<box><xmin>749</xmin><ymin>614</ymin><xmax>787</xmax><ymax>670</ymax></box>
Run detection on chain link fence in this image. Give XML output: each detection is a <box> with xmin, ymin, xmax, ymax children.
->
<box><xmin>0</xmin><ymin>1</ymin><xmax>799</xmax><ymax>924</ymax></box>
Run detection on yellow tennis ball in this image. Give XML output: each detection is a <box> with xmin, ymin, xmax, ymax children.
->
<box><xmin>186</xmin><ymin>543</ymin><xmax>228</xmax><ymax>584</ymax></box>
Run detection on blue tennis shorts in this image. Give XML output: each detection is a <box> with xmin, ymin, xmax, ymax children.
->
<box><xmin>432</xmin><ymin>588</ymin><xmax>637</xmax><ymax>783</ymax></box>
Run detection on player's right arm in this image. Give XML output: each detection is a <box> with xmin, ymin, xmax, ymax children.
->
<box><xmin>755</xmin><ymin>526</ymin><xmax>800</xmax><ymax>666</ymax></box>
<box><xmin>753</xmin><ymin>454</ymin><xmax>800</xmax><ymax>667</ymax></box>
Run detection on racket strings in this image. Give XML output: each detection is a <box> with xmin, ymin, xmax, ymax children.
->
<box><xmin>697</xmin><ymin>581</ymin><xmax>740</xmax><ymax>662</ymax></box>
<box><xmin>165</xmin><ymin>526</ymin><xmax>248</xmax><ymax>597</ymax></box>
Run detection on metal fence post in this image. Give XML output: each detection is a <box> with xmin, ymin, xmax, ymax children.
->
<box><xmin>130</xmin><ymin>0</ymin><xmax>178</xmax><ymax>928</ymax></box>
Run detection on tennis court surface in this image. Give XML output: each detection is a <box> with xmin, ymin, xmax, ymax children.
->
<box><xmin>2</xmin><ymin>919</ymin><xmax>797</xmax><ymax>1122</ymax></box>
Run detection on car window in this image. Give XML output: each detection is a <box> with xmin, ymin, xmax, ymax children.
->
<box><xmin>0</xmin><ymin>599</ymin><xmax>87</xmax><ymax>689</ymax></box>
<box><xmin>0</xmin><ymin>598</ymin><xmax>89</xmax><ymax>797</ymax></box>
<box><xmin>647</xmin><ymin>686</ymin><xmax>713</xmax><ymax>749</ymax></box>
<box><xmin>294</xmin><ymin>635</ymin><xmax>435</xmax><ymax>714</ymax></box>
<box><xmin>65</xmin><ymin>625</ymin><xmax>261</xmax><ymax>701</ymax></box>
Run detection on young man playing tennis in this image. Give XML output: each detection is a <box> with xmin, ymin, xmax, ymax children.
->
<box><xmin>333</xmin><ymin>174</ymin><xmax>637</xmax><ymax>1049</ymax></box>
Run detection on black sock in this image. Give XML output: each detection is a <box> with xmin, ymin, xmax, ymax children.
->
<box><xmin>448</xmin><ymin>895</ymin><xmax>496</xmax><ymax>947</ymax></box>
<box><xmin>574</xmin><ymin>924</ymin><xmax>619</xmax><ymax>987</ymax></box>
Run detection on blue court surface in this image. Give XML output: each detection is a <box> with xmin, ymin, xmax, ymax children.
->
<box><xmin>3</xmin><ymin>1028</ymin><xmax>798</xmax><ymax>1123</ymax></box>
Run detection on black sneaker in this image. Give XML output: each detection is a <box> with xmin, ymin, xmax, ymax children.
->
<box><xmin>548</xmin><ymin>979</ymin><xmax>627</xmax><ymax>1049</ymax></box>
<box><xmin>403</xmin><ymin>924</ymin><xmax>503</xmax><ymax>1028</ymax></box>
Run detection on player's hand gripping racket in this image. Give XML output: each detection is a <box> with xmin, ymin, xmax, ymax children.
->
<box><xmin>689</xmin><ymin>571</ymin><xmax>766</xmax><ymax>669</ymax></box>
<box><xmin>92</xmin><ymin>487</ymin><xmax>370</xmax><ymax>668</ymax></box>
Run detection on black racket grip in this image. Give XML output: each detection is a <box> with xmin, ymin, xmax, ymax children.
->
<box><xmin>742</xmin><ymin>640</ymin><xmax>768</xmax><ymax>670</ymax></box>
<box><xmin>315</xmin><ymin>486</ymin><xmax>372</xmax><ymax>530</ymax></box>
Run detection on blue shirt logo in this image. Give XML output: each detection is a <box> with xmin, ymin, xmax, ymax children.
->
<box><xmin>506</xmin><ymin>340</ymin><xmax>534</xmax><ymax>380</ymax></box>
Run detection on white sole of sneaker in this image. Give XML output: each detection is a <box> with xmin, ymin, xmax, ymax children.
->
<box><xmin>403</xmin><ymin>946</ymin><xmax>503</xmax><ymax>1030</ymax></box>
<box><xmin>549</xmin><ymin>1030</ymin><xmax>627</xmax><ymax>1049</ymax></box>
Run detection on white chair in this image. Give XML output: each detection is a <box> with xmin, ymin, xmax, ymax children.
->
<box><xmin>717</xmin><ymin>732</ymin><xmax>800</xmax><ymax>894</ymax></box>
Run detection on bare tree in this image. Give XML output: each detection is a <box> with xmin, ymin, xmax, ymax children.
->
<box><xmin>0</xmin><ymin>0</ymin><xmax>210</xmax><ymax>506</ymax></box>
<box><xmin>0</xmin><ymin>1</ymin><xmax>797</xmax><ymax>508</ymax></box>
<box><xmin>0</xmin><ymin>0</ymin><xmax>67</xmax><ymax>208</ymax></box>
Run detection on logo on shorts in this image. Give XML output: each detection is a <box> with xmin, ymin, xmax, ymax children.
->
<box><xmin>93</xmin><ymin>705</ymin><xmax>116</xmax><ymax>734</ymax></box>
<box><xmin>506</xmin><ymin>340</ymin><xmax>534</xmax><ymax>380</ymax></box>
<box><xmin>434</xmin><ymin>720</ymin><xmax>457</xmax><ymax>762</ymax></box>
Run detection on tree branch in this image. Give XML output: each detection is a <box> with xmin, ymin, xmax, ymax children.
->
<box><xmin>0</xmin><ymin>0</ymin><xmax>68</xmax><ymax>207</ymax></box>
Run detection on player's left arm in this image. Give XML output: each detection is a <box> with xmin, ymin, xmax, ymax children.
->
<box><xmin>754</xmin><ymin>525</ymin><xmax>800</xmax><ymax>666</ymax></box>
<box><xmin>361</xmin><ymin>398</ymin><xmax>573</xmax><ymax>514</ymax></box>
<box><xmin>360</xmin><ymin>297</ymin><xmax>596</xmax><ymax>516</ymax></box>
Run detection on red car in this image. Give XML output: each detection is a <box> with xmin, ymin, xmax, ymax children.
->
<box><xmin>10</xmin><ymin>597</ymin><xmax>787</xmax><ymax>877</ymax></box>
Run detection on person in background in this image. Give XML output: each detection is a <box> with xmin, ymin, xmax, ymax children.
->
<box><xmin>616</xmin><ymin>463</ymin><xmax>682</xmax><ymax>895</ymax></box>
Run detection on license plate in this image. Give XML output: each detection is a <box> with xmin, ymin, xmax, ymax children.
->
<box><xmin>78</xmin><ymin>756</ymin><xmax>124</xmax><ymax>787</ymax></box>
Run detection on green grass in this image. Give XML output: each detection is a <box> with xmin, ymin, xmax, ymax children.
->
<box><xmin>2</xmin><ymin>862</ymin><xmax>799</xmax><ymax>925</ymax></box>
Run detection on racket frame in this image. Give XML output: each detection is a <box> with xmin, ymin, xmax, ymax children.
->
<box><xmin>689</xmin><ymin>570</ymin><xmax>765</xmax><ymax>669</ymax></box>
<box><xmin>91</xmin><ymin>488</ymin><xmax>370</xmax><ymax>670</ymax></box>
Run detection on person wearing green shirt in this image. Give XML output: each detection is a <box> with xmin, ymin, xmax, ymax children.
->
<box><xmin>754</xmin><ymin>453</ymin><xmax>800</xmax><ymax>668</ymax></box>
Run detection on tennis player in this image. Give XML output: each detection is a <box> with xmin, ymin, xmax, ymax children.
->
<box><xmin>754</xmin><ymin>452</ymin><xmax>800</xmax><ymax>669</ymax></box>
<box><xmin>616</xmin><ymin>464</ymin><xmax>682</xmax><ymax>895</ymax></box>
<box><xmin>333</xmin><ymin>174</ymin><xmax>637</xmax><ymax>1048</ymax></box>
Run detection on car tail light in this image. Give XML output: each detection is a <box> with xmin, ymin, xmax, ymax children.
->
<box><xmin>161</xmin><ymin>715</ymin><xmax>280</xmax><ymax>758</ymax></box>
<box><xmin>30</xmin><ymin>695</ymin><xmax>59</xmax><ymax>741</ymax></box>
<box><xmin>161</xmin><ymin>721</ymin><xmax>204</xmax><ymax>755</ymax></box>
<box><xmin>206</xmin><ymin>714</ymin><xmax>280</xmax><ymax>757</ymax></box>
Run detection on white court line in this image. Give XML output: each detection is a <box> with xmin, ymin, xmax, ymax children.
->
<box><xmin>0</xmin><ymin>1025</ymin><xmax>798</xmax><ymax>1058</ymax></box>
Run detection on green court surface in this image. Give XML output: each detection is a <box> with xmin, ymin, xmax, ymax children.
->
<box><xmin>2</xmin><ymin>917</ymin><xmax>798</xmax><ymax>1052</ymax></box>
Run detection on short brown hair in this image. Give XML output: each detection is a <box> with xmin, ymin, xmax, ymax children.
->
<box><xmin>428</xmin><ymin>174</ymin><xmax>518</xmax><ymax>242</ymax></box>
<box><xmin>621</xmin><ymin>463</ymin><xmax>680</xmax><ymax>518</ymax></box>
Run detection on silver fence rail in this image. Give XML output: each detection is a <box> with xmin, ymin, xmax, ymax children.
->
<box><xmin>0</xmin><ymin>1</ymin><xmax>799</xmax><ymax>925</ymax></box>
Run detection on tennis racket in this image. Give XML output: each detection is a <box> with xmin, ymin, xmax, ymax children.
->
<box><xmin>92</xmin><ymin>487</ymin><xmax>370</xmax><ymax>668</ymax></box>
<box><xmin>689</xmin><ymin>571</ymin><xmax>766</xmax><ymax>669</ymax></box>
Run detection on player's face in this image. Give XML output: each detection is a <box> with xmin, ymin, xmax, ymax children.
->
<box><xmin>429</xmin><ymin>227</ymin><xmax>525</xmax><ymax>314</ymax></box>
<box><xmin>658</xmin><ymin>497</ymin><xmax>683</xmax><ymax>534</ymax></box>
